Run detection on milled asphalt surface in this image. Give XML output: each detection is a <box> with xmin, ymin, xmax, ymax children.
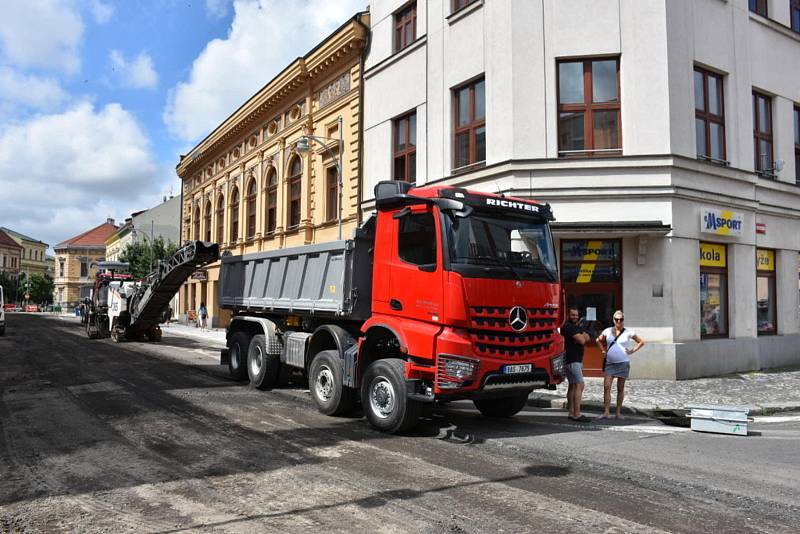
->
<box><xmin>2</xmin><ymin>313</ymin><xmax>799</xmax><ymax>532</ymax></box>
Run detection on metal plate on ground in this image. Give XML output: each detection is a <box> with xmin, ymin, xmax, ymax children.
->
<box><xmin>686</xmin><ymin>404</ymin><xmax>751</xmax><ymax>436</ymax></box>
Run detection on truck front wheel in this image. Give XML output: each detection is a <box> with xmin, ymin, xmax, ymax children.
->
<box><xmin>309</xmin><ymin>350</ymin><xmax>355</xmax><ymax>415</ymax></box>
<box><xmin>361</xmin><ymin>358</ymin><xmax>421</xmax><ymax>434</ymax></box>
<box><xmin>228</xmin><ymin>331</ymin><xmax>251</xmax><ymax>381</ymax></box>
<box><xmin>247</xmin><ymin>334</ymin><xmax>281</xmax><ymax>390</ymax></box>
<box><xmin>473</xmin><ymin>392</ymin><xmax>530</xmax><ymax>418</ymax></box>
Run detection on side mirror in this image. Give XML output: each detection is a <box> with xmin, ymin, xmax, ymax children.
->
<box><xmin>418</xmin><ymin>263</ymin><xmax>436</xmax><ymax>272</ymax></box>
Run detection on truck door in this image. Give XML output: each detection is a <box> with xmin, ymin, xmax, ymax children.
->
<box><xmin>387</xmin><ymin>206</ymin><xmax>444</xmax><ymax>324</ymax></box>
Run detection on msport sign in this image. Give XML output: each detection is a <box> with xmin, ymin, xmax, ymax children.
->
<box><xmin>701</xmin><ymin>208</ymin><xmax>743</xmax><ymax>237</ymax></box>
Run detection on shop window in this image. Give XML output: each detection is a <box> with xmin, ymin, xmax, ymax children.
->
<box><xmin>398</xmin><ymin>212</ymin><xmax>437</xmax><ymax>266</ymax></box>
<box><xmin>326</xmin><ymin>166</ymin><xmax>338</xmax><ymax>223</ymax></box>
<box><xmin>753</xmin><ymin>90</ymin><xmax>773</xmax><ymax>176</ymax></box>
<box><xmin>453</xmin><ymin>77</ymin><xmax>486</xmax><ymax>169</ymax></box>
<box><xmin>266</xmin><ymin>168</ymin><xmax>278</xmax><ymax>234</ymax></box>
<box><xmin>288</xmin><ymin>157</ymin><xmax>302</xmax><ymax>229</ymax></box>
<box><xmin>749</xmin><ymin>0</ymin><xmax>768</xmax><ymax>16</ymax></box>
<box><xmin>215</xmin><ymin>195</ymin><xmax>225</xmax><ymax>244</ymax></box>
<box><xmin>393</xmin><ymin>111</ymin><xmax>417</xmax><ymax>183</ymax></box>
<box><xmin>558</xmin><ymin>57</ymin><xmax>621</xmax><ymax>157</ymax></box>
<box><xmin>560</xmin><ymin>240</ymin><xmax>621</xmax><ymax>283</ymax></box>
<box><xmin>230</xmin><ymin>186</ymin><xmax>240</xmax><ymax>243</ymax></box>
<box><xmin>394</xmin><ymin>2</ymin><xmax>417</xmax><ymax>53</ymax></box>
<box><xmin>694</xmin><ymin>67</ymin><xmax>726</xmax><ymax>162</ymax></box>
<box><xmin>756</xmin><ymin>248</ymin><xmax>776</xmax><ymax>335</ymax></box>
<box><xmin>700</xmin><ymin>242</ymin><xmax>728</xmax><ymax>338</ymax></box>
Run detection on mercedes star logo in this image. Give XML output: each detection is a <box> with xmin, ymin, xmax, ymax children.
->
<box><xmin>509</xmin><ymin>306</ymin><xmax>528</xmax><ymax>332</ymax></box>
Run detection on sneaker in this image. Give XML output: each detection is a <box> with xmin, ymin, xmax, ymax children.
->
<box><xmin>575</xmin><ymin>415</ymin><xmax>592</xmax><ymax>423</ymax></box>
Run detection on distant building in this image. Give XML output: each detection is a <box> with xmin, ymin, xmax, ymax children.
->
<box><xmin>53</xmin><ymin>219</ymin><xmax>119</xmax><ymax>307</ymax></box>
<box><xmin>0</xmin><ymin>227</ymin><xmax>50</xmax><ymax>278</ymax></box>
<box><xmin>0</xmin><ymin>229</ymin><xmax>23</xmax><ymax>297</ymax></box>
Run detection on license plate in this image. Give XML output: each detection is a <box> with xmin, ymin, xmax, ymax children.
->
<box><xmin>502</xmin><ymin>364</ymin><xmax>532</xmax><ymax>374</ymax></box>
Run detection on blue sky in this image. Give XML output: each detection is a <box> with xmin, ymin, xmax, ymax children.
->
<box><xmin>0</xmin><ymin>0</ymin><xmax>365</xmax><ymax>253</ymax></box>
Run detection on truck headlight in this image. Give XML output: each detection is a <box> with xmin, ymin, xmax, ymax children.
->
<box><xmin>437</xmin><ymin>355</ymin><xmax>479</xmax><ymax>389</ymax></box>
<box><xmin>550</xmin><ymin>352</ymin><xmax>566</xmax><ymax>377</ymax></box>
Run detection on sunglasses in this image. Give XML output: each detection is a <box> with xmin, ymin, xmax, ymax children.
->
<box><xmin>613</xmin><ymin>317</ymin><xmax>624</xmax><ymax>322</ymax></box>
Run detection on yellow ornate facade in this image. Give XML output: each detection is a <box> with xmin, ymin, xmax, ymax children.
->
<box><xmin>176</xmin><ymin>13</ymin><xmax>369</xmax><ymax>326</ymax></box>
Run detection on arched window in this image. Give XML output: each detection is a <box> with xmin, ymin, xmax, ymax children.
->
<box><xmin>193</xmin><ymin>205</ymin><xmax>200</xmax><ymax>240</ymax></box>
<box><xmin>204</xmin><ymin>200</ymin><xmax>212</xmax><ymax>242</ymax></box>
<box><xmin>230</xmin><ymin>186</ymin><xmax>240</xmax><ymax>243</ymax></box>
<box><xmin>246</xmin><ymin>178</ymin><xmax>257</xmax><ymax>239</ymax></box>
<box><xmin>288</xmin><ymin>157</ymin><xmax>302</xmax><ymax>229</ymax></box>
<box><xmin>215</xmin><ymin>195</ymin><xmax>225</xmax><ymax>244</ymax></box>
<box><xmin>266</xmin><ymin>167</ymin><xmax>277</xmax><ymax>233</ymax></box>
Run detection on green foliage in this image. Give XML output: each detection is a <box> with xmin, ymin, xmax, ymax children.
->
<box><xmin>120</xmin><ymin>237</ymin><xmax>179</xmax><ymax>279</ymax></box>
<box><xmin>28</xmin><ymin>274</ymin><xmax>54</xmax><ymax>304</ymax></box>
<box><xmin>0</xmin><ymin>271</ymin><xmax>14</xmax><ymax>302</ymax></box>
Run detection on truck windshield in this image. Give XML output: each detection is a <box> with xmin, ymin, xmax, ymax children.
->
<box><xmin>444</xmin><ymin>213</ymin><xmax>558</xmax><ymax>282</ymax></box>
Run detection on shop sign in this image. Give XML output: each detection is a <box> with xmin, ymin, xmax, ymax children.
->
<box><xmin>756</xmin><ymin>222</ymin><xmax>767</xmax><ymax>235</ymax></box>
<box><xmin>700</xmin><ymin>243</ymin><xmax>726</xmax><ymax>268</ymax></box>
<box><xmin>561</xmin><ymin>240</ymin><xmax>619</xmax><ymax>262</ymax></box>
<box><xmin>756</xmin><ymin>249</ymin><xmax>774</xmax><ymax>271</ymax></box>
<box><xmin>701</xmin><ymin>208</ymin><xmax>743</xmax><ymax>236</ymax></box>
<box><xmin>191</xmin><ymin>270</ymin><xmax>208</xmax><ymax>281</ymax></box>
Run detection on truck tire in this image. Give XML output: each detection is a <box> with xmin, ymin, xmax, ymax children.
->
<box><xmin>309</xmin><ymin>350</ymin><xmax>356</xmax><ymax>416</ymax></box>
<box><xmin>473</xmin><ymin>392</ymin><xmax>530</xmax><ymax>418</ymax></box>
<box><xmin>228</xmin><ymin>331</ymin><xmax>251</xmax><ymax>381</ymax></box>
<box><xmin>361</xmin><ymin>358</ymin><xmax>421</xmax><ymax>434</ymax></box>
<box><xmin>145</xmin><ymin>327</ymin><xmax>162</xmax><ymax>342</ymax></box>
<box><xmin>247</xmin><ymin>334</ymin><xmax>281</xmax><ymax>390</ymax></box>
<box><xmin>0</xmin><ymin>325</ymin><xmax>4</xmax><ymax>336</ymax></box>
<box><xmin>86</xmin><ymin>315</ymin><xmax>99</xmax><ymax>339</ymax></box>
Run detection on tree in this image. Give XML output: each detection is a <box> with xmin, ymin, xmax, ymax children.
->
<box><xmin>0</xmin><ymin>271</ymin><xmax>15</xmax><ymax>303</ymax></box>
<box><xmin>120</xmin><ymin>236</ymin><xmax>179</xmax><ymax>279</ymax></box>
<box><xmin>29</xmin><ymin>274</ymin><xmax>54</xmax><ymax>305</ymax></box>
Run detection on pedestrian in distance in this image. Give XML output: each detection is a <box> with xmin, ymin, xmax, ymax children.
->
<box><xmin>596</xmin><ymin>310</ymin><xmax>645</xmax><ymax>419</ymax></box>
<box><xmin>198</xmin><ymin>302</ymin><xmax>208</xmax><ymax>331</ymax></box>
<box><xmin>562</xmin><ymin>306</ymin><xmax>593</xmax><ymax>422</ymax></box>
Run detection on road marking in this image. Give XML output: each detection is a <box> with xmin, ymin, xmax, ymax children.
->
<box><xmin>599</xmin><ymin>424</ymin><xmax>691</xmax><ymax>435</ymax></box>
<box><xmin>751</xmin><ymin>414</ymin><xmax>800</xmax><ymax>424</ymax></box>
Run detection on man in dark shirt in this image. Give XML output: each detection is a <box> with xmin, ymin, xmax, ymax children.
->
<box><xmin>562</xmin><ymin>307</ymin><xmax>592</xmax><ymax>422</ymax></box>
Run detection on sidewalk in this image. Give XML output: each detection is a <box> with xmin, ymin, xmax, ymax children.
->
<box><xmin>159</xmin><ymin>321</ymin><xmax>227</xmax><ymax>346</ymax></box>
<box><xmin>529</xmin><ymin>367</ymin><xmax>800</xmax><ymax>417</ymax></box>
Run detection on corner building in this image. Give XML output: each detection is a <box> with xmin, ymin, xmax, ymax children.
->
<box><xmin>362</xmin><ymin>0</ymin><xmax>800</xmax><ymax>379</ymax></box>
<box><xmin>177</xmin><ymin>13</ymin><xmax>369</xmax><ymax>327</ymax></box>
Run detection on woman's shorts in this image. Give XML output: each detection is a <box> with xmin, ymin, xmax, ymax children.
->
<box><xmin>565</xmin><ymin>362</ymin><xmax>584</xmax><ymax>384</ymax></box>
<box><xmin>604</xmin><ymin>361</ymin><xmax>630</xmax><ymax>379</ymax></box>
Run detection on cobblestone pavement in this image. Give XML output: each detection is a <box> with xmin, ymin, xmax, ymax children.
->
<box><xmin>532</xmin><ymin>367</ymin><xmax>800</xmax><ymax>415</ymax></box>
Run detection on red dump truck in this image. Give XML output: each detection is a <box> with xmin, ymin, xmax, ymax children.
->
<box><xmin>219</xmin><ymin>181</ymin><xmax>565</xmax><ymax>433</ymax></box>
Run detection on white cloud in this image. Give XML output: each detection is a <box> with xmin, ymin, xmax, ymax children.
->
<box><xmin>0</xmin><ymin>0</ymin><xmax>84</xmax><ymax>74</ymax></box>
<box><xmin>0</xmin><ymin>102</ymin><xmax>162</xmax><ymax>251</ymax></box>
<box><xmin>164</xmin><ymin>0</ymin><xmax>365</xmax><ymax>142</ymax></box>
<box><xmin>0</xmin><ymin>66</ymin><xmax>68</xmax><ymax>110</ymax></box>
<box><xmin>109</xmin><ymin>50</ymin><xmax>159</xmax><ymax>89</ymax></box>
<box><xmin>88</xmin><ymin>0</ymin><xmax>114</xmax><ymax>24</ymax></box>
<box><xmin>206</xmin><ymin>0</ymin><xmax>231</xmax><ymax>19</ymax></box>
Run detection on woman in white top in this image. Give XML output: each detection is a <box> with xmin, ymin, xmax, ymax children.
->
<box><xmin>595</xmin><ymin>310</ymin><xmax>645</xmax><ymax>419</ymax></box>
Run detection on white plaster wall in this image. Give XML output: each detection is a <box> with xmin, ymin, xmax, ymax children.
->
<box><xmin>363</xmin><ymin>120</ymin><xmax>393</xmax><ymax>199</ymax></box>
<box><xmin>729</xmin><ymin>243</ymin><xmax>758</xmax><ymax>338</ymax></box>
<box><xmin>776</xmin><ymin>248</ymin><xmax>800</xmax><ymax>335</ymax></box>
<box><xmin>669</xmin><ymin>237</ymin><xmax>701</xmax><ymax>342</ymax></box>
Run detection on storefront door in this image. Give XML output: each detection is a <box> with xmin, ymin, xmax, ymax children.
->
<box><xmin>560</xmin><ymin>240</ymin><xmax>622</xmax><ymax>377</ymax></box>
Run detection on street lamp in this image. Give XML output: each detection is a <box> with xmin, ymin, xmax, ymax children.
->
<box><xmin>295</xmin><ymin>116</ymin><xmax>344</xmax><ymax>240</ymax></box>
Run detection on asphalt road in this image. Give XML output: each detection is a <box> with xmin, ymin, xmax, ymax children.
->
<box><xmin>1</xmin><ymin>313</ymin><xmax>798</xmax><ymax>533</ymax></box>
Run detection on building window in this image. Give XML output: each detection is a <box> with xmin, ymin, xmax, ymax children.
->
<box><xmin>756</xmin><ymin>248</ymin><xmax>777</xmax><ymax>335</ymax></box>
<box><xmin>753</xmin><ymin>91</ymin><xmax>773</xmax><ymax>175</ymax></box>
<box><xmin>80</xmin><ymin>261</ymin><xmax>88</xmax><ymax>278</ymax></box>
<box><xmin>59</xmin><ymin>259</ymin><xmax>64</xmax><ymax>277</ymax></box>
<box><xmin>230</xmin><ymin>186</ymin><xmax>240</xmax><ymax>243</ymax></box>
<box><xmin>393</xmin><ymin>112</ymin><xmax>417</xmax><ymax>182</ymax></box>
<box><xmin>700</xmin><ymin>242</ymin><xmax>728</xmax><ymax>338</ymax></box>
<box><xmin>193</xmin><ymin>205</ymin><xmax>201</xmax><ymax>240</ymax></box>
<box><xmin>453</xmin><ymin>0</ymin><xmax>477</xmax><ymax>12</ymax></box>
<box><xmin>288</xmin><ymin>157</ymin><xmax>302</xmax><ymax>229</ymax></box>
<box><xmin>266</xmin><ymin>168</ymin><xmax>278</xmax><ymax>234</ymax></box>
<box><xmin>558</xmin><ymin>57</ymin><xmax>621</xmax><ymax>157</ymax></box>
<box><xmin>215</xmin><ymin>195</ymin><xmax>225</xmax><ymax>244</ymax></box>
<box><xmin>749</xmin><ymin>0</ymin><xmax>768</xmax><ymax>16</ymax></box>
<box><xmin>246</xmin><ymin>178</ymin><xmax>257</xmax><ymax>239</ymax></box>
<box><xmin>394</xmin><ymin>2</ymin><xmax>416</xmax><ymax>53</ymax></box>
<box><xmin>204</xmin><ymin>200</ymin><xmax>212</xmax><ymax>242</ymax></box>
<box><xmin>694</xmin><ymin>67</ymin><xmax>726</xmax><ymax>162</ymax></box>
<box><xmin>398</xmin><ymin>212</ymin><xmax>437</xmax><ymax>266</ymax></box>
<box><xmin>326</xmin><ymin>166</ymin><xmax>338</xmax><ymax>223</ymax></box>
<box><xmin>794</xmin><ymin>105</ymin><xmax>800</xmax><ymax>184</ymax></box>
<box><xmin>792</xmin><ymin>0</ymin><xmax>800</xmax><ymax>31</ymax></box>
<box><xmin>453</xmin><ymin>77</ymin><xmax>486</xmax><ymax>169</ymax></box>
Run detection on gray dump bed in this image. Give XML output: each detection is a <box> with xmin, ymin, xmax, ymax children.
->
<box><xmin>219</xmin><ymin>233</ymin><xmax>373</xmax><ymax>320</ymax></box>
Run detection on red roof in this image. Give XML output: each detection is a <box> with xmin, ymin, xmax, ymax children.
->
<box><xmin>56</xmin><ymin>221</ymin><xmax>119</xmax><ymax>249</ymax></box>
<box><xmin>0</xmin><ymin>229</ymin><xmax>23</xmax><ymax>250</ymax></box>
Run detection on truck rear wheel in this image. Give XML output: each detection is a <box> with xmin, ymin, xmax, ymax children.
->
<box><xmin>309</xmin><ymin>350</ymin><xmax>355</xmax><ymax>416</ymax></box>
<box><xmin>473</xmin><ymin>392</ymin><xmax>530</xmax><ymax>418</ymax></box>
<box><xmin>361</xmin><ymin>358</ymin><xmax>421</xmax><ymax>434</ymax></box>
<box><xmin>247</xmin><ymin>334</ymin><xmax>281</xmax><ymax>390</ymax></box>
<box><xmin>228</xmin><ymin>331</ymin><xmax>251</xmax><ymax>381</ymax></box>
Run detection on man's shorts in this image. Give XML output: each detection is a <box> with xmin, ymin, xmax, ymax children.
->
<box><xmin>565</xmin><ymin>362</ymin><xmax>584</xmax><ymax>384</ymax></box>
